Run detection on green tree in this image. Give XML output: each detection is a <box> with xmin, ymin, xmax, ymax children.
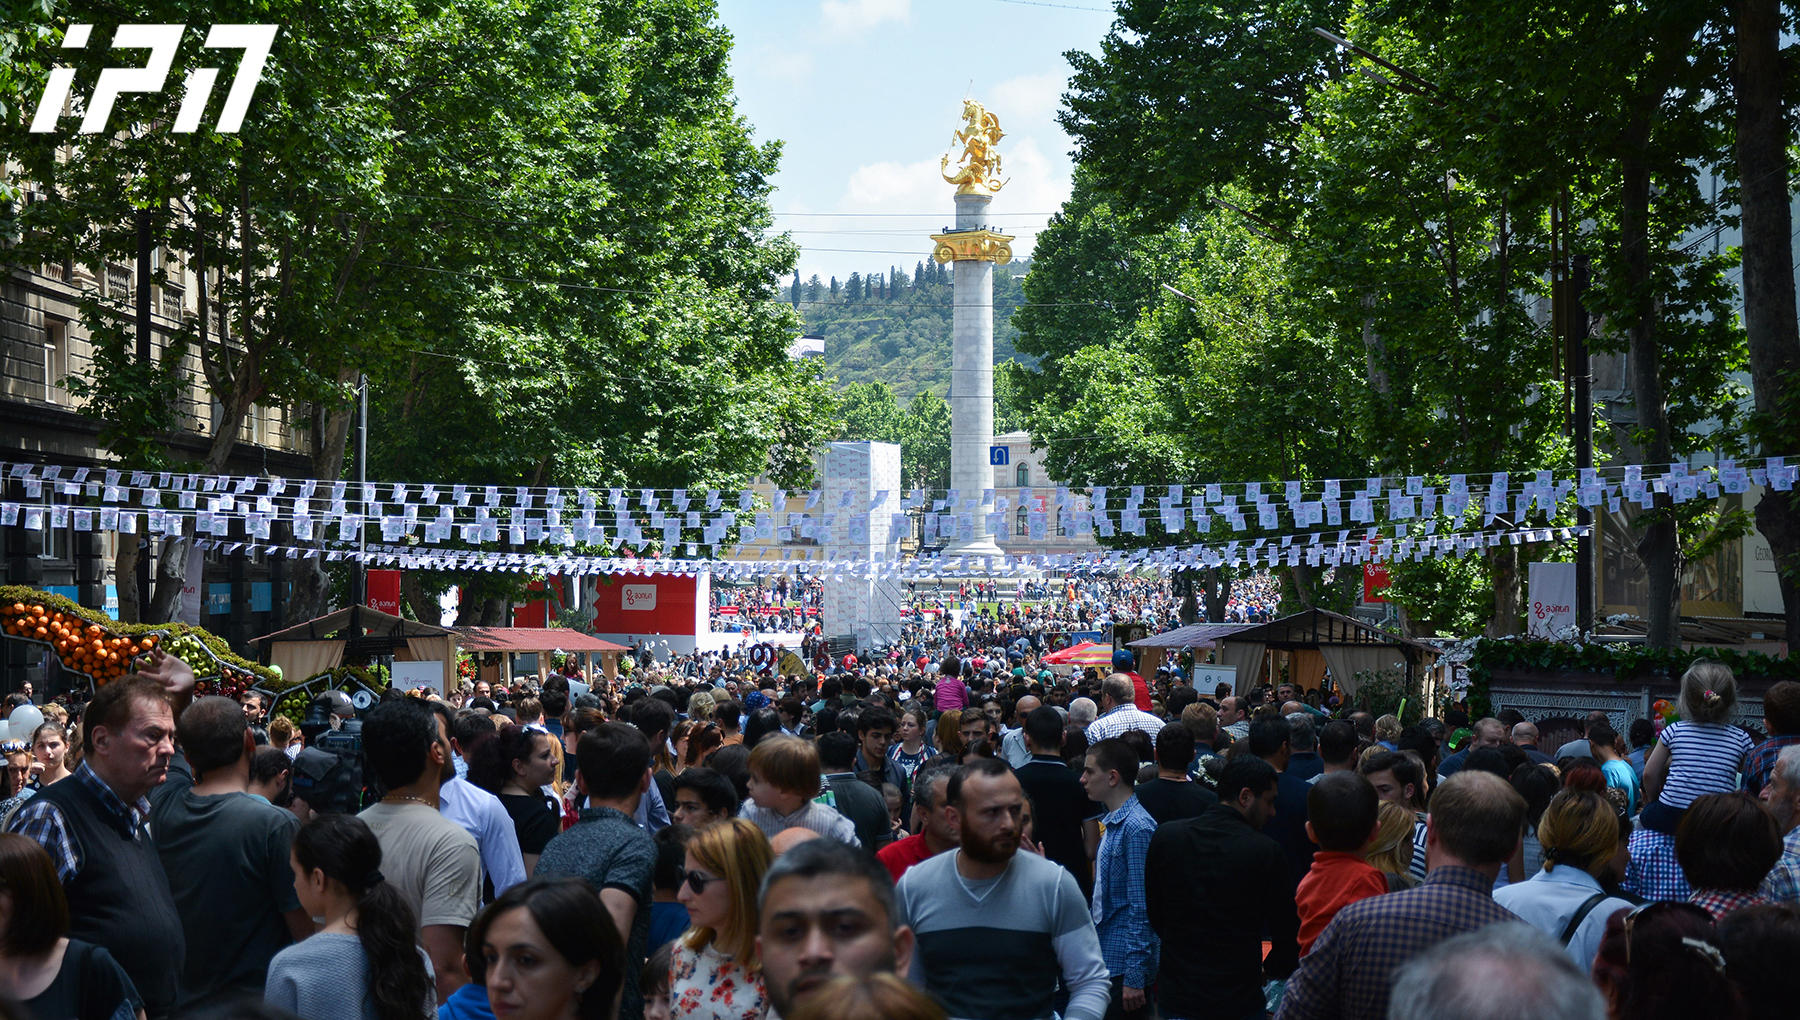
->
<box><xmin>1050</xmin><ymin>0</ymin><xmax>1754</xmax><ymax>642</ymax></box>
<box><xmin>837</xmin><ymin>381</ymin><xmax>905</xmax><ymax>443</ymax></box>
<box><xmin>5</xmin><ymin>0</ymin><xmax>833</xmax><ymax>626</ymax></box>
<box><xmin>899</xmin><ymin>390</ymin><xmax>952</xmax><ymax>491</ymax></box>
<box><xmin>364</xmin><ymin>0</ymin><xmax>835</xmax><ymax>620</ymax></box>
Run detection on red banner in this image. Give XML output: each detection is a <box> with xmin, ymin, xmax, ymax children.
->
<box><xmin>367</xmin><ymin>570</ymin><xmax>402</xmax><ymax>616</ymax></box>
<box><xmin>1363</xmin><ymin>562</ymin><xmax>1391</xmax><ymax>604</ymax></box>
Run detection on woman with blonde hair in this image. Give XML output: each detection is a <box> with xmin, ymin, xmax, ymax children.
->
<box><xmin>1364</xmin><ymin>800</ymin><xmax>1419</xmax><ymax>891</ymax></box>
<box><xmin>687</xmin><ymin>690</ymin><xmax>718</xmax><ymax>724</ymax></box>
<box><xmin>670</xmin><ymin>818</ymin><xmax>774</xmax><ymax>1019</ymax></box>
<box><xmin>1494</xmin><ymin>790</ymin><xmax>1635</xmax><ymax>972</ymax></box>
<box><xmin>1374</xmin><ymin>714</ymin><xmax>1402</xmax><ymax>750</ymax></box>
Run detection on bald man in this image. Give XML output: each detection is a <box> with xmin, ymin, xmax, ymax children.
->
<box><xmin>1001</xmin><ymin>695</ymin><xmax>1043</xmax><ymax>768</ymax></box>
<box><xmin>1510</xmin><ymin>722</ymin><xmax>1554</xmax><ymax>765</ymax></box>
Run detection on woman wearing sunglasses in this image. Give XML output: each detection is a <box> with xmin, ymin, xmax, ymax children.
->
<box><xmin>1591</xmin><ymin>900</ymin><xmax>1743</xmax><ymax>1020</ymax></box>
<box><xmin>670</xmin><ymin>818</ymin><xmax>774</xmax><ymax>1019</ymax></box>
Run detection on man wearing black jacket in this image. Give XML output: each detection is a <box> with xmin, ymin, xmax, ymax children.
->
<box><xmin>1145</xmin><ymin>756</ymin><xmax>1298</xmax><ymax>1020</ymax></box>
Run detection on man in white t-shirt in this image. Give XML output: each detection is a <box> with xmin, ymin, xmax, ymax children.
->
<box><xmin>359</xmin><ymin>699</ymin><xmax>481</xmax><ymax>1003</ymax></box>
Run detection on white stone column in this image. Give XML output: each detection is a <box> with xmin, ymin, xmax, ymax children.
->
<box><xmin>944</xmin><ymin>192</ymin><xmax>1003</xmax><ymax>558</ymax></box>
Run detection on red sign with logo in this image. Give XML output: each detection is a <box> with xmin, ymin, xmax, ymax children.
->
<box><xmin>1363</xmin><ymin>562</ymin><xmax>1391</xmax><ymax>604</ymax></box>
<box><xmin>587</xmin><ymin>573</ymin><xmax>701</xmax><ymax>636</ymax></box>
<box><xmin>367</xmin><ymin>570</ymin><xmax>402</xmax><ymax>616</ymax></box>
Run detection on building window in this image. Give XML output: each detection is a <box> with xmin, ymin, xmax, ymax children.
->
<box><xmin>32</xmin><ymin>521</ymin><xmax>68</xmax><ymax>561</ymax></box>
<box><xmin>1014</xmin><ymin>462</ymin><xmax>1029</xmax><ymax>487</ymax></box>
<box><xmin>1015</xmin><ymin>506</ymin><xmax>1029</xmax><ymax>536</ymax></box>
<box><xmin>105</xmin><ymin>263</ymin><xmax>131</xmax><ymax>301</ymax></box>
<box><xmin>43</xmin><ymin>319</ymin><xmax>66</xmax><ymax>403</ymax></box>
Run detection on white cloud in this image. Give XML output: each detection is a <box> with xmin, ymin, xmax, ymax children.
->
<box><xmin>820</xmin><ymin>0</ymin><xmax>910</xmax><ymax>36</ymax></box>
<box><xmin>782</xmin><ymin>134</ymin><xmax>1072</xmax><ymax>282</ymax></box>
<box><xmin>844</xmin><ymin>157</ymin><xmax>944</xmax><ymax>208</ymax></box>
<box><xmin>987</xmin><ymin>72</ymin><xmax>1070</xmax><ymax>128</ymax></box>
<box><xmin>750</xmin><ymin>44</ymin><xmax>813</xmax><ymax>85</ymax></box>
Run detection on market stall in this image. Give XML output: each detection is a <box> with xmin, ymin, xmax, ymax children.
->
<box><xmin>1130</xmin><ymin>608</ymin><xmax>1438</xmax><ymax>703</ymax></box>
<box><xmin>454</xmin><ymin>627</ymin><xmax>629</xmax><ymax>685</ymax></box>
<box><xmin>252</xmin><ymin>605</ymin><xmax>456</xmax><ymax>697</ymax></box>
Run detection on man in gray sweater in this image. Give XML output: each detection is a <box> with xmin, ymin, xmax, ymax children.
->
<box><xmin>895</xmin><ymin>758</ymin><xmax>1110</xmax><ymax>1020</ymax></box>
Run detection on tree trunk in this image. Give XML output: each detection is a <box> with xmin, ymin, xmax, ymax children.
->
<box><xmin>1620</xmin><ymin>99</ymin><xmax>1683</xmax><ymax>649</ymax></box>
<box><xmin>286</xmin><ymin>365</ymin><xmax>363</xmax><ymax>624</ymax></box>
<box><xmin>480</xmin><ymin>597</ymin><xmax>506</xmax><ymax>627</ymax></box>
<box><xmin>1485</xmin><ymin>543</ymin><xmax>1522</xmax><ymax>637</ymax></box>
<box><xmin>1199</xmin><ymin>567</ymin><xmax>1232</xmax><ymax>622</ymax></box>
<box><xmin>454</xmin><ymin>589</ymin><xmax>485</xmax><ymax>627</ymax></box>
<box><xmin>1734</xmin><ymin>0</ymin><xmax>1800</xmax><ymax>649</ymax></box>
<box><xmin>401</xmin><ymin>571</ymin><xmax>439</xmax><ymax>625</ymax></box>
<box><xmin>1360</xmin><ymin>291</ymin><xmax>1392</xmax><ymax>400</ymax></box>
<box><xmin>114</xmin><ymin>530</ymin><xmax>140</xmax><ymax>623</ymax></box>
<box><xmin>1287</xmin><ymin>562</ymin><xmax>1317</xmax><ymax>609</ymax></box>
<box><xmin>1173</xmin><ymin>570</ymin><xmax>1199</xmax><ymax>624</ymax></box>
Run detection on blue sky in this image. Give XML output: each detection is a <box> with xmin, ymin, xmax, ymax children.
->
<box><xmin>713</xmin><ymin>0</ymin><xmax>1116</xmax><ymax>285</ymax></box>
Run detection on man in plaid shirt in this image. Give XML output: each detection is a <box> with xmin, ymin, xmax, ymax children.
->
<box><xmin>1759</xmin><ymin>743</ymin><xmax>1800</xmax><ymax>903</ymax></box>
<box><xmin>1747</xmin><ymin>682</ymin><xmax>1800</xmax><ymax>796</ymax></box>
<box><xmin>1623</xmin><ymin>827</ymin><xmax>1691</xmax><ymax>902</ymax></box>
<box><xmin>1277</xmin><ymin>771</ymin><xmax>1526</xmax><ymax>1020</ymax></box>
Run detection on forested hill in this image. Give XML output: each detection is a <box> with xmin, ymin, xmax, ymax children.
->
<box><xmin>788</xmin><ymin>259</ymin><xmax>1029</xmax><ymax>396</ymax></box>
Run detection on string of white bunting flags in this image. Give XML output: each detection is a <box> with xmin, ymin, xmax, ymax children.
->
<box><xmin>0</xmin><ymin>455</ymin><xmax>1788</xmax><ymax>570</ymax></box>
<box><xmin>15</xmin><ymin>506</ymin><xmax>1588</xmax><ymax>577</ymax></box>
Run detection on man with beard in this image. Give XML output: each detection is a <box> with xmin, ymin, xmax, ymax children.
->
<box><xmin>758</xmin><ymin>837</ymin><xmax>915</xmax><ymax>1017</ymax></box>
<box><xmin>358</xmin><ymin>698</ymin><xmax>481</xmax><ymax>1002</ymax></box>
<box><xmin>894</xmin><ymin>758</ymin><xmax>1110</xmax><ymax>1020</ymax></box>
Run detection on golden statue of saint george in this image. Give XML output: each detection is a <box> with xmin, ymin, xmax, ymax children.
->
<box><xmin>941</xmin><ymin>99</ymin><xmax>1009</xmax><ymax>195</ymax></box>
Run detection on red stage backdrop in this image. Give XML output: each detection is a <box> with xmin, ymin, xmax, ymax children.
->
<box><xmin>584</xmin><ymin>573</ymin><xmax>706</xmax><ymax>637</ymax></box>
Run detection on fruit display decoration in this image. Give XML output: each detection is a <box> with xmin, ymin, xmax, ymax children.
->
<box><xmin>0</xmin><ymin>584</ymin><xmax>282</xmax><ymax>693</ymax></box>
<box><xmin>269</xmin><ymin>664</ymin><xmax>393</xmax><ymax>728</ymax></box>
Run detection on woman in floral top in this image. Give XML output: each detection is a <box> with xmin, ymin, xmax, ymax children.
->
<box><xmin>670</xmin><ymin>818</ymin><xmax>774</xmax><ymax>1019</ymax></box>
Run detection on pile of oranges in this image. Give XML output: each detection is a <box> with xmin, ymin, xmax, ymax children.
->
<box><xmin>0</xmin><ymin>602</ymin><xmax>158</xmax><ymax>685</ymax></box>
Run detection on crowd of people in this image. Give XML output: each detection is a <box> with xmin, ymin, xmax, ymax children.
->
<box><xmin>703</xmin><ymin>572</ymin><xmax>1282</xmax><ymax>653</ymax></box>
<box><xmin>1</xmin><ymin>641</ymin><xmax>1797</xmax><ymax>1020</ymax></box>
